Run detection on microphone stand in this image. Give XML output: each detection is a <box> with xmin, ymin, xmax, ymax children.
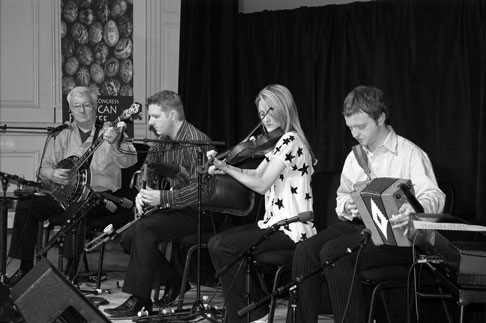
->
<box><xmin>0</xmin><ymin>124</ymin><xmax>64</xmax><ymax>135</ymax></box>
<box><xmin>126</xmin><ymin>137</ymin><xmax>226</xmax><ymax>147</ymax></box>
<box><xmin>0</xmin><ymin>172</ymin><xmax>44</xmax><ymax>282</ymax></box>
<box><xmin>214</xmin><ymin>223</ymin><xmax>286</xmax><ymax>323</ymax></box>
<box><xmin>0</xmin><ymin>173</ymin><xmax>10</xmax><ymax>284</ymax></box>
<box><xmin>146</xmin><ymin>140</ymin><xmax>224</xmax><ymax>323</ymax></box>
<box><xmin>183</xmin><ymin>147</ymin><xmax>223</xmax><ymax>323</ymax></box>
<box><xmin>237</xmin><ymin>238</ymin><xmax>367</xmax><ymax>322</ymax></box>
<box><xmin>0</xmin><ymin>173</ymin><xmax>21</xmax><ymax>323</ymax></box>
<box><xmin>36</xmin><ymin>189</ymin><xmax>102</xmax><ymax>274</ymax></box>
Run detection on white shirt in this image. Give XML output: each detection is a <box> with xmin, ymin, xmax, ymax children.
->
<box><xmin>41</xmin><ymin>121</ymin><xmax>137</xmax><ymax>192</ymax></box>
<box><xmin>336</xmin><ymin>127</ymin><xmax>445</xmax><ymax>221</ymax></box>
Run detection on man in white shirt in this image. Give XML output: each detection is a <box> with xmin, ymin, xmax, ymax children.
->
<box><xmin>289</xmin><ymin>85</ymin><xmax>445</xmax><ymax>323</ymax></box>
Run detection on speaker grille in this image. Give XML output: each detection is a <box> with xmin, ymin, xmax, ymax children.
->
<box><xmin>11</xmin><ymin>259</ymin><xmax>110</xmax><ymax>323</ymax></box>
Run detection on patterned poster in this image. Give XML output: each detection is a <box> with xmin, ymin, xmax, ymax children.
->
<box><xmin>61</xmin><ymin>0</ymin><xmax>135</xmax><ymax>135</ymax></box>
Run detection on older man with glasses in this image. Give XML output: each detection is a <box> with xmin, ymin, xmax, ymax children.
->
<box><xmin>7</xmin><ymin>86</ymin><xmax>137</xmax><ymax>285</ymax></box>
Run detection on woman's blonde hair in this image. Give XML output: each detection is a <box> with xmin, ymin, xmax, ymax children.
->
<box><xmin>255</xmin><ymin>84</ymin><xmax>315</xmax><ymax>162</ymax></box>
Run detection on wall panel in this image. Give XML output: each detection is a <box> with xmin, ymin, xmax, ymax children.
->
<box><xmin>1</xmin><ymin>0</ymin><xmax>181</xmax><ymax>186</ymax></box>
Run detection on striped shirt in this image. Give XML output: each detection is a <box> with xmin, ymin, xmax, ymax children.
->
<box><xmin>145</xmin><ymin>120</ymin><xmax>212</xmax><ymax>209</ymax></box>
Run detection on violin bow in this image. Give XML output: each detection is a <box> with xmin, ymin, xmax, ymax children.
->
<box><xmin>241</xmin><ymin>107</ymin><xmax>273</xmax><ymax>142</ymax></box>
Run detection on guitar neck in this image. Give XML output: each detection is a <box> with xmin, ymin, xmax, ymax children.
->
<box><xmin>71</xmin><ymin>117</ymin><xmax>121</xmax><ymax>172</ymax></box>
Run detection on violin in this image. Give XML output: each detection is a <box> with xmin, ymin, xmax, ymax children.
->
<box><xmin>216</xmin><ymin>127</ymin><xmax>284</xmax><ymax>165</ymax></box>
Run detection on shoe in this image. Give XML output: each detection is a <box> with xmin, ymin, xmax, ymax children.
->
<box><xmin>251</xmin><ymin>313</ymin><xmax>269</xmax><ymax>323</ymax></box>
<box><xmin>154</xmin><ymin>281</ymin><xmax>191</xmax><ymax>306</ymax></box>
<box><xmin>0</xmin><ymin>283</ymin><xmax>23</xmax><ymax>322</ymax></box>
<box><xmin>7</xmin><ymin>268</ymin><xmax>28</xmax><ymax>286</ymax></box>
<box><xmin>104</xmin><ymin>295</ymin><xmax>152</xmax><ymax>317</ymax></box>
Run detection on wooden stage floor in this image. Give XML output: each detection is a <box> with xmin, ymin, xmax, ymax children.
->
<box><xmin>4</xmin><ymin>241</ymin><xmax>334</xmax><ymax>323</ymax></box>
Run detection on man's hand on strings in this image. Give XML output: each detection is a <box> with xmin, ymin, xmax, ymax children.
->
<box><xmin>103</xmin><ymin>121</ymin><xmax>126</xmax><ymax>144</ymax></box>
<box><xmin>136</xmin><ymin>187</ymin><xmax>161</xmax><ymax>214</ymax></box>
<box><xmin>51</xmin><ymin>168</ymin><xmax>71</xmax><ymax>185</ymax></box>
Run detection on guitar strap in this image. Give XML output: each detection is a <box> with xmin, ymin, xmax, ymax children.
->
<box><xmin>84</xmin><ymin>121</ymin><xmax>102</xmax><ymax>169</ymax></box>
<box><xmin>352</xmin><ymin>144</ymin><xmax>372</xmax><ymax>181</ymax></box>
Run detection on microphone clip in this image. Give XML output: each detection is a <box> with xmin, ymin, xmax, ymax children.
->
<box><xmin>359</xmin><ymin>228</ymin><xmax>372</xmax><ymax>248</ymax></box>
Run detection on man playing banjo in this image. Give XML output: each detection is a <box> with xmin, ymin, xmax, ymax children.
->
<box><xmin>7</xmin><ymin>86</ymin><xmax>137</xmax><ymax>285</ymax></box>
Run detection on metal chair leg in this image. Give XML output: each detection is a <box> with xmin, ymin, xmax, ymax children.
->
<box><xmin>268</xmin><ymin>264</ymin><xmax>291</xmax><ymax>323</ymax></box>
<box><xmin>367</xmin><ymin>281</ymin><xmax>385</xmax><ymax>323</ymax></box>
<box><xmin>177</xmin><ymin>244</ymin><xmax>197</xmax><ymax>310</ymax></box>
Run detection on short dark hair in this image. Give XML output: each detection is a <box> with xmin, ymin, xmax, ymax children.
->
<box><xmin>342</xmin><ymin>86</ymin><xmax>389</xmax><ymax>124</ymax></box>
<box><xmin>146</xmin><ymin>90</ymin><xmax>185</xmax><ymax>120</ymax></box>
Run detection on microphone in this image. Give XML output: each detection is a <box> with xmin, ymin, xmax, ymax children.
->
<box><xmin>273</xmin><ymin>211</ymin><xmax>314</xmax><ymax>228</ymax></box>
<box><xmin>99</xmin><ymin>192</ymin><xmax>133</xmax><ymax>209</ymax></box>
<box><xmin>360</xmin><ymin>228</ymin><xmax>372</xmax><ymax>247</ymax></box>
<box><xmin>47</xmin><ymin>121</ymin><xmax>71</xmax><ymax>134</ymax></box>
<box><xmin>398</xmin><ymin>183</ymin><xmax>424</xmax><ymax>213</ymax></box>
<box><xmin>103</xmin><ymin>199</ymin><xmax>118</xmax><ymax>213</ymax></box>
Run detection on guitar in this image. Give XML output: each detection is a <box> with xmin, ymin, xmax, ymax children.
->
<box><xmin>45</xmin><ymin>102</ymin><xmax>142</xmax><ymax>208</ymax></box>
<box><xmin>85</xmin><ymin>163</ymin><xmax>160</xmax><ymax>252</ymax></box>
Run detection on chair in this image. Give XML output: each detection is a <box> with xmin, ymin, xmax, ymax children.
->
<box><xmin>153</xmin><ymin>194</ymin><xmax>262</xmax><ymax>310</ymax></box>
<box><xmin>360</xmin><ymin>179</ymin><xmax>456</xmax><ymax>323</ymax></box>
<box><xmin>252</xmin><ymin>171</ymin><xmax>341</xmax><ymax>323</ymax></box>
<box><xmin>169</xmin><ymin>215</ymin><xmax>231</xmax><ymax>310</ymax></box>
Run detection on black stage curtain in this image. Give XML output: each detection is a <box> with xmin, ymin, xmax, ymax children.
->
<box><xmin>179</xmin><ymin>0</ymin><xmax>486</xmax><ymax>222</ymax></box>
<box><xmin>178</xmin><ymin>0</ymin><xmax>239</xmax><ymax>150</ymax></box>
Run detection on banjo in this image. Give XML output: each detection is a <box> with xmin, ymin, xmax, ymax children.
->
<box><xmin>45</xmin><ymin>102</ymin><xmax>142</xmax><ymax>208</ymax></box>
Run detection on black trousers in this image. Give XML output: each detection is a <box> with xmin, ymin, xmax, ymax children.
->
<box><xmin>208</xmin><ymin>222</ymin><xmax>295</xmax><ymax>323</ymax></box>
<box><xmin>120</xmin><ymin>207</ymin><xmax>220</xmax><ymax>299</ymax></box>
<box><xmin>290</xmin><ymin>221</ymin><xmax>413</xmax><ymax>323</ymax></box>
<box><xmin>8</xmin><ymin>194</ymin><xmax>118</xmax><ymax>271</ymax></box>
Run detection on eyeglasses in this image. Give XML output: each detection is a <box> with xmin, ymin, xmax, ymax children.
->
<box><xmin>71</xmin><ymin>103</ymin><xmax>94</xmax><ymax>111</ymax></box>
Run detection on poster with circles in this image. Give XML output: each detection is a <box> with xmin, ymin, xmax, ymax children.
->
<box><xmin>61</xmin><ymin>0</ymin><xmax>136</xmax><ymax>135</ymax></box>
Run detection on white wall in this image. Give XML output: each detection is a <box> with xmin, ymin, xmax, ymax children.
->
<box><xmin>0</xmin><ymin>0</ymin><xmax>181</xmax><ymax>187</ymax></box>
<box><xmin>0</xmin><ymin>0</ymin><xmax>181</xmax><ymax>228</ymax></box>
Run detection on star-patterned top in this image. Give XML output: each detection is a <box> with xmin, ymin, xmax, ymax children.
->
<box><xmin>257</xmin><ymin>131</ymin><xmax>317</xmax><ymax>243</ymax></box>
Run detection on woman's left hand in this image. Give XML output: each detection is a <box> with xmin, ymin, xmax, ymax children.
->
<box><xmin>210</xmin><ymin>158</ymin><xmax>228</xmax><ymax>174</ymax></box>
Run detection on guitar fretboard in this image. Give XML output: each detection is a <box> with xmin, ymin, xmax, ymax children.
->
<box><xmin>71</xmin><ymin>115</ymin><xmax>123</xmax><ymax>173</ymax></box>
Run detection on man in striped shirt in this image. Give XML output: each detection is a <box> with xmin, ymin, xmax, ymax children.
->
<box><xmin>105</xmin><ymin>90</ymin><xmax>219</xmax><ymax>318</ymax></box>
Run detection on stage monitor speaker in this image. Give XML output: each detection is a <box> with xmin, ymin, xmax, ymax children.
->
<box><xmin>10</xmin><ymin>258</ymin><xmax>110</xmax><ymax>323</ymax></box>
